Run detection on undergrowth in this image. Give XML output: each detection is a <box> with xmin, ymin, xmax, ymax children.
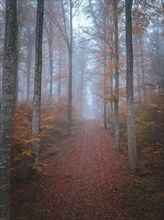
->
<box><xmin>11</xmin><ymin>97</ymin><xmax>77</xmax><ymax>181</ymax></box>
<box><xmin>120</xmin><ymin>94</ymin><xmax>164</xmax><ymax>220</ymax></box>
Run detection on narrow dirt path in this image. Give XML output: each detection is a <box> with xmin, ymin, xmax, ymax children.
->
<box><xmin>41</xmin><ymin>120</ymin><xmax>135</xmax><ymax>220</ymax></box>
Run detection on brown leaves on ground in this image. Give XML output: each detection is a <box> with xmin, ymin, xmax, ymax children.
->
<box><xmin>11</xmin><ymin>120</ymin><xmax>163</xmax><ymax>220</ymax></box>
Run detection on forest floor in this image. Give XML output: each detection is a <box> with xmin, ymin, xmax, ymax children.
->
<box><xmin>11</xmin><ymin>120</ymin><xmax>163</xmax><ymax>220</ymax></box>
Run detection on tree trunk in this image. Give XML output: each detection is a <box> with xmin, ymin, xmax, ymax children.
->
<box><xmin>27</xmin><ymin>27</ymin><xmax>33</xmax><ymax>100</ymax></box>
<box><xmin>125</xmin><ymin>0</ymin><xmax>137</xmax><ymax>171</ymax></box>
<box><xmin>67</xmin><ymin>0</ymin><xmax>73</xmax><ymax>135</ymax></box>
<box><xmin>103</xmin><ymin>60</ymin><xmax>107</xmax><ymax>129</ymax></box>
<box><xmin>31</xmin><ymin>0</ymin><xmax>44</xmax><ymax>176</ymax></box>
<box><xmin>0</xmin><ymin>0</ymin><xmax>18</xmax><ymax>219</ymax></box>
<box><xmin>48</xmin><ymin>35</ymin><xmax>53</xmax><ymax>102</ymax></box>
<box><xmin>139</xmin><ymin>37</ymin><xmax>146</xmax><ymax>103</ymax></box>
<box><xmin>80</xmin><ymin>68</ymin><xmax>84</xmax><ymax>117</ymax></box>
<box><xmin>103</xmin><ymin>12</ymin><xmax>107</xmax><ymax>130</ymax></box>
<box><xmin>113</xmin><ymin>0</ymin><xmax>120</xmax><ymax>150</ymax></box>
<box><xmin>0</xmin><ymin>67</ymin><xmax>2</xmax><ymax>103</ymax></box>
<box><xmin>104</xmin><ymin>98</ymin><xmax>107</xmax><ymax>129</ymax></box>
<box><xmin>58</xmin><ymin>44</ymin><xmax>62</xmax><ymax>100</ymax></box>
<box><xmin>14</xmin><ymin>0</ymin><xmax>21</xmax><ymax>107</ymax></box>
<box><xmin>136</xmin><ymin>56</ymin><xmax>141</xmax><ymax>103</ymax></box>
<box><xmin>110</xmin><ymin>77</ymin><xmax>114</xmax><ymax>134</ymax></box>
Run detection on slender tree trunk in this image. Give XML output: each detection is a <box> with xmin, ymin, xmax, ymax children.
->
<box><xmin>126</xmin><ymin>0</ymin><xmax>137</xmax><ymax>171</ymax></box>
<box><xmin>113</xmin><ymin>0</ymin><xmax>120</xmax><ymax>150</ymax></box>
<box><xmin>58</xmin><ymin>45</ymin><xmax>61</xmax><ymax>100</ymax></box>
<box><xmin>80</xmin><ymin>68</ymin><xmax>84</xmax><ymax>117</ymax></box>
<box><xmin>103</xmin><ymin>65</ymin><xmax>107</xmax><ymax>129</ymax></box>
<box><xmin>136</xmin><ymin>56</ymin><xmax>141</xmax><ymax>103</ymax></box>
<box><xmin>104</xmin><ymin>97</ymin><xmax>107</xmax><ymax>129</ymax></box>
<box><xmin>48</xmin><ymin>35</ymin><xmax>53</xmax><ymax>102</ymax></box>
<box><xmin>31</xmin><ymin>0</ymin><xmax>44</xmax><ymax>176</ymax></box>
<box><xmin>46</xmin><ymin>20</ymin><xmax>54</xmax><ymax>102</ymax></box>
<box><xmin>139</xmin><ymin>37</ymin><xmax>146</xmax><ymax>103</ymax></box>
<box><xmin>67</xmin><ymin>0</ymin><xmax>73</xmax><ymax>135</ymax></box>
<box><xmin>0</xmin><ymin>0</ymin><xmax>18</xmax><ymax>219</ymax></box>
<box><xmin>14</xmin><ymin>0</ymin><xmax>21</xmax><ymax>107</ymax></box>
<box><xmin>103</xmin><ymin>13</ymin><xmax>107</xmax><ymax>129</ymax></box>
<box><xmin>27</xmin><ymin>27</ymin><xmax>33</xmax><ymax>100</ymax></box>
<box><xmin>110</xmin><ymin>77</ymin><xmax>114</xmax><ymax>134</ymax></box>
<box><xmin>103</xmin><ymin>54</ymin><xmax>107</xmax><ymax>129</ymax></box>
<box><xmin>155</xmin><ymin>27</ymin><xmax>162</xmax><ymax>93</ymax></box>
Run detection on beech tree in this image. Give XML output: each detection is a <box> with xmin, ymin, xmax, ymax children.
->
<box><xmin>26</xmin><ymin>25</ymin><xmax>35</xmax><ymax>100</ymax></box>
<box><xmin>44</xmin><ymin>14</ymin><xmax>55</xmax><ymax>102</ymax></box>
<box><xmin>87</xmin><ymin>0</ymin><xmax>114</xmax><ymax>129</ymax></box>
<box><xmin>125</xmin><ymin>0</ymin><xmax>137</xmax><ymax>171</ymax></box>
<box><xmin>0</xmin><ymin>1</ymin><xmax>5</xmax><ymax>101</ymax></box>
<box><xmin>113</xmin><ymin>0</ymin><xmax>120</xmax><ymax>150</ymax></box>
<box><xmin>73</xmin><ymin>37</ymin><xmax>89</xmax><ymax>117</ymax></box>
<box><xmin>31</xmin><ymin>0</ymin><xmax>44</xmax><ymax>176</ymax></box>
<box><xmin>68</xmin><ymin>0</ymin><xmax>73</xmax><ymax>134</ymax></box>
<box><xmin>0</xmin><ymin>0</ymin><xmax>18</xmax><ymax>218</ymax></box>
<box><xmin>45</xmin><ymin>0</ymin><xmax>83</xmax><ymax>134</ymax></box>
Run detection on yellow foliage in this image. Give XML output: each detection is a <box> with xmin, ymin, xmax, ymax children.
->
<box><xmin>40</xmin><ymin>98</ymin><xmax>68</xmax><ymax>138</ymax></box>
<box><xmin>11</xmin><ymin>98</ymin><xmax>77</xmax><ymax>178</ymax></box>
<box><xmin>11</xmin><ymin>102</ymin><xmax>33</xmax><ymax>175</ymax></box>
<box><xmin>12</xmin><ymin>101</ymin><xmax>32</xmax><ymax>146</ymax></box>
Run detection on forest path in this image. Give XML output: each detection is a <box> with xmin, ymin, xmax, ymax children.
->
<box><xmin>41</xmin><ymin>120</ymin><xmax>135</xmax><ymax>220</ymax></box>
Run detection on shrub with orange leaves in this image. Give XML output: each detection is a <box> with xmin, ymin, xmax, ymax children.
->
<box><xmin>41</xmin><ymin>97</ymin><xmax>79</xmax><ymax>139</ymax></box>
<box><xmin>11</xmin><ymin>97</ymin><xmax>80</xmax><ymax>180</ymax></box>
<box><xmin>12</xmin><ymin>102</ymin><xmax>32</xmax><ymax>146</ymax></box>
<box><xmin>41</xmin><ymin>97</ymin><xmax>68</xmax><ymax>139</ymax></box>
<box><xmin>12</xmin><ymin>101</ymin><xmax>33</xmax><ymax>180</ymax></box>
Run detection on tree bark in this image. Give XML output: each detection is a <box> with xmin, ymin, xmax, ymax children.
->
<box><xmin>31</xmin><ymin>0</ymin><xmax>44</xmax><ymax>176</ymax></box>
<box><xmin>67</xmin><ymin>0</ymin><xmax>73</xmax><ymax>135</ymax></box>
<box><xmin>47</xmin><ymin>21</ymin><xmax>54</xmax><ymax>102</ymax></box>
<box><xmin>48</xmin><ymin>39</ymin><xmax>53</xmax><ymax>101</ymax></box>
<box><xmin>80</xmin><ymin>67</ymin><xmax>84</xmax><ymax>117</ymax></box>
<box><xmin>103</xmin><ymin>60</ymin><xmax>107</xmax><ymax>130</ymax></box>
<box><xmin>110</xmin><ymin>76</ymin><xmax>114</xmax><ymax>134</ymax></box>
<box><xmin>125</xmin><ymin>0</ymin><xmax>137</xmax><ymax>171</ymax></box>
<box><xmin>0</xmin><ymin>0</ymin><xmax>18</xmax><ymax>219</ymax></box>
<box><xmin>103</xmin><ymin>14</ymin><xmax>107</xmax><ymax>130</ymax></box>
<box><xmin>139</xmin><ymin>36</ymin><xmax>146</xmax><ymax>103</ymax></box>
<box><xmin>58</xmin><ymin>43</ymin><xmax>62</xmax><ymax>100</ymax></box>
<box><xmin>136</xmin><ymin>56</ymin><xmax>141</xmax><ymax>103</ymax></box>
<box><xmin>27</xmin><ymin>27</ymin><xmax>33</xmax><ymax>100</ymax></box>
<box><xmin>113</xmin><ymin>0</ymin><xmax>120</xmax><ymax>150</ymax></box>
<box><xmin>103</xmin><ymin>54</ymin><xmax>107</xmax><ymax>130</ymax></box>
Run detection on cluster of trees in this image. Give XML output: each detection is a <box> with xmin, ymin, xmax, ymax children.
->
<box><xmin>0</xmin><ymin>0</ymin><xmax>86</xmax><ymax>218</ymax></box>
<box><xmin>86</xmin><ymin>0</ymin><xmax>163</xmax><ymax>169</ymax></box>
<box><xmin>0</xmin><ymin>0</ymin><xmax>163</xmax><ymax>219</ymax></box>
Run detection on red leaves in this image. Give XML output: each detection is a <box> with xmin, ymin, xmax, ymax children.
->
<box><xmin>40</xmin><ymin>121</ymin><xmax>134</xmax><ymax>220</ymax></box>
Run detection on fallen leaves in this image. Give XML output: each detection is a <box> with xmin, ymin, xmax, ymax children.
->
<box><xmin>39</xmin><ymin>121</ymin><xmax>135</xmax><ymax>220</ymax></box>
<box><xmin>12</xmin><ymin>120</ymin><xmax>163</xmax><ymax>220</ymax></box>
